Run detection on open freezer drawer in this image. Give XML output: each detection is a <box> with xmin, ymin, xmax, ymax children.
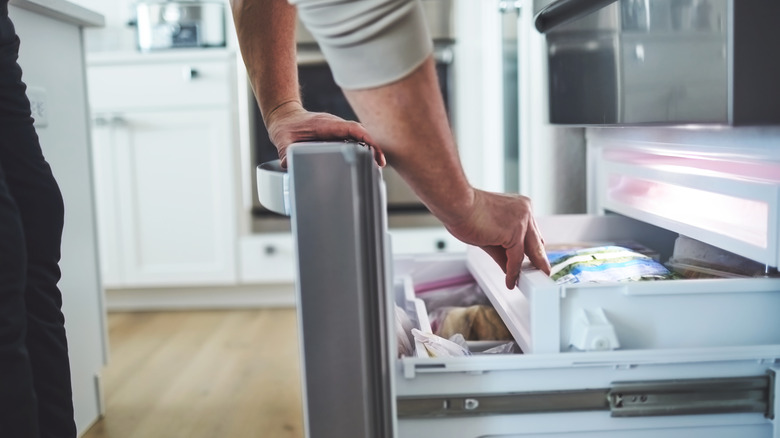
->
<box><xmin>259</xmin><ymin>143</ymin><xmax>780</xmax><ymax>438</ymax></box>
<box><xmin>395</xmin><ymin>244</ymin><xmax>780</xmax><ymax>438</ymax></box>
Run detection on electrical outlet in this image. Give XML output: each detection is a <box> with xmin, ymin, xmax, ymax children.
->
<box><xmin>27</xmin><ymin>86</ymin><xmax>48</xmax><ymax>128</ymax></box>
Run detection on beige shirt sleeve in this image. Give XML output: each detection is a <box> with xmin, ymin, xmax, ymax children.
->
<box><xmin>288</xmin><ymin>0</ymin><xmax>433</xmax><ymax>90</ymax></box>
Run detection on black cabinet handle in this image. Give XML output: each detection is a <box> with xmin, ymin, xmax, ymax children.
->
<box><xmin>182</xmin><ymin>67</ymin><xmax>200</xmax><ymax>81</ymax></box>
<box><xmin>534</xmin><ymin>0</ymin><xmax>618</xmax><ymax>33</ymax></box>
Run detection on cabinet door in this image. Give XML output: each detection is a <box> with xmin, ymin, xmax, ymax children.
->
<box><xmin>110</xmin><ymin>109</ymin><xmax>237</xmax><ymax>286</ymax></box>
<box><xmin>91</xmin><ymin>115</ymin><xmax>125</xmax><ymax>287</ymax></box>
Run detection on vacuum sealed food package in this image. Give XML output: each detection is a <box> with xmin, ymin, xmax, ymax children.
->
<box><xmin>547</xmin><ymin>245</ymin><xmax>676</xmax><ymax>284</ymax></box>
<box><xmin>666</xmin><ymin>235</ymin><xmax>767</xmax><ymax>279</ymax></box>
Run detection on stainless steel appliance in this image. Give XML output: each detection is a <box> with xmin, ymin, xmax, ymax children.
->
<box><xmin>536</xmin><ymin>0</ymin><xmax>780</xmax><ymax>125</ymax></box>
<box><xmin>134</xmin><ymin>0</ymin><xmax>226</xmax><ymax>51</ymax></box>
<box><xmin>249</xmin><ymin>0</ymin><xmax>455</xmax><ymax>233</ymax></box>
<box><xmin>257</xmin><ymin>140</ymin><xmax>780</xmax><ymax>438</ymax></box>
<box><xmin>253</xmin><ymin>1</ymin><xmax>780</xmax><ymax>436</ymax></box>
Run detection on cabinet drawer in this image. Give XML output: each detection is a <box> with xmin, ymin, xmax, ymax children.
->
<box><xmin>390</xmin><ymin>227</ymin><xmax>465</xmax><ymax>255</ymax></box>
<box><xmin>239</xmin><ymin>233</ymin><xmax>296</xmax><ymax>284</ymax></box>
<box><xmin>88</xmin><ymin>60</ymin><xmax>231</xmax><ymax>111</ymax></box>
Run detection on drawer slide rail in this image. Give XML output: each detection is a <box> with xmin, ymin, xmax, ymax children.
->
<box><xmin>397</xmin><ymin>372</ymin><xmax>775</xmax><ymax>419</ymax></box>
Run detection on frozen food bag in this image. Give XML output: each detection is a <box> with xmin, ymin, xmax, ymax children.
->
<box><xmin>548</xmin><ymin>245</ymin><xmax>675</xmax><ymax>284</ymax></box>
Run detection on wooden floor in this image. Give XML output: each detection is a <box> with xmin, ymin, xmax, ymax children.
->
<box><xmin>82</xmin><ymin>309</ymin><xmax>304</xmax><ymax>438</ymax></box>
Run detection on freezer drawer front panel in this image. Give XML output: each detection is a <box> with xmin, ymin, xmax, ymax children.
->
<box><xmin>398</xmin><ymin>414</ymin><xmax>772</xmax><ymax>438</ymax></box>
<box><xmin>395</xmin><ymin>358</ymin><xmax>778</xmax><ymax>437</ymax></box>
<box><xmin>287</xmin><ymin>144</ymin><xmax>395</xmax><ymax>438</ymax></box>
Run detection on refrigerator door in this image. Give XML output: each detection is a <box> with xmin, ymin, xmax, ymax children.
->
<box><xmin>286</xmin><ymin>142</ymin><xmax>397</xmax><ymax>438</ymax></box>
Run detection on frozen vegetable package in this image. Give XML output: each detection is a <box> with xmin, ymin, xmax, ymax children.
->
<box><xmin>547</xmin><ymin>245</ymin><xmax>675</xmax><ymax>284</ymax></box>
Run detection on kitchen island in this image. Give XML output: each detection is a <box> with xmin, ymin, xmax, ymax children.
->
<box><xmin>8</xmin><ymin>0</ymin><xmax>106</xmax><ymax>435</ymax></box>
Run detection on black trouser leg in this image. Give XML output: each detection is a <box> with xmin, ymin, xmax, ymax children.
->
<box><xmin>0</xmin><ymin>5</ymin><xmax>75</xmax><ymax>437</ymax></box>
<box><xmin>0</xmin><ymin>157</ymin><xmax>39</xmax><ymax>438</ymax></box>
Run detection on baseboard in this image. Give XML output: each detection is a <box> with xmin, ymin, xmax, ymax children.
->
<box><xmin>105</xmin><ymin>284</ymin><xmax>296</xmax><ymax>311</ymax></box>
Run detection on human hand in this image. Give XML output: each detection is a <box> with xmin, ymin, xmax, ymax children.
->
<box><xmin>265</xmin><ymin>101</ymin><xmax>386</xmax><ymax>168</ymax></box>
<box><xmin>444</xmin><ymin>189</ymin><xmax>552</xmax><ymax>289</ymax></box>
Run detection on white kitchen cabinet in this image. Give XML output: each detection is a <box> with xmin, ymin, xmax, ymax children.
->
<box><xmin>239</xmin><ymin>233</ymin><xmax>298</xmax><ymax>284</ymax></box>
<box><xmin>88</xmin><ymin>53</ymin><xmax>239</xmax><ymax>288</ymax></box>
<box><xmin>390</xmin><ymin>227</ymin><xmax>466</xmax><ymax>255</ymax></box>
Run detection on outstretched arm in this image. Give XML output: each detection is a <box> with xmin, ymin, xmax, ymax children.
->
<box><xmin>229</xmin><ymin>0</ymin><xmax>382</xmax><ymax>167</ymax></box>
<box><xmin>232</xmin><ymin>0</ymin><xmax>550</xmax><ymax>287</ymax></box>
<box><xmin>345</xmin><ymin>57</ymin><xmax>551</xmax><ymax>288</ymax></box>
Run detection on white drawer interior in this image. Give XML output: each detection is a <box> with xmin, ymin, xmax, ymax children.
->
<box><xmin>466</xmin><ymin>215</ymin><xmax>780</xmax><ymax>355</ymax></box>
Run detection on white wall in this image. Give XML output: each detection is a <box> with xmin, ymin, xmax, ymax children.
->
<box><xmin>10</xmin><ymin>5</ymin><xmax>107</xmax><ymax>435</ymax></box>
<box><xmin>454</xmin><ymin>0</ymin><xmax>586</xmax><ymax>214</ymax></box>
<box><xmin>67</xmin><ymin>0</ymin><xmax>136</xmax><ymax>51</ymax></box>
<box><xmin>453</xmin><ymin>0</ymin><xmax>504</xmax><ymax>193</ymax></box>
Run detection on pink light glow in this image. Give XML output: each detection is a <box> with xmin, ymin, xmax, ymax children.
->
<box><xmin>608</xmin><ymin>175</ymin><xmax>769</xmax><ymax>248</ymax></box>
<box><xmin>603</xmin><ymin>149</ymin><xmax>780</xmax><ymax>184</ymax></box>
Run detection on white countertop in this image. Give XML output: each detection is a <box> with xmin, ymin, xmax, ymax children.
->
<box><xmin>9</xmin><ymin>0</ymin><xmax>103</xmax><ymax>27</ymax></box>
<box><xmin>86</xmin><ymin>48</ymin><xmax>237</xmax><ymax>66</ymax></box>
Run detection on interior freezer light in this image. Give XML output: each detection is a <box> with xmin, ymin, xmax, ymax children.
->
<box><xmin>607</xmin><ymin>175</ymin><xmax>768</xmax><ymax>248</ymax></box>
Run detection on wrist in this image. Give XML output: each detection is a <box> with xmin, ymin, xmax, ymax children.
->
<box><xmin>430</xmin><ymin>184</ymin><xmax>478</xmax><ymax>229</ymax></box>
<box><xmin>264</xmin><ymin>99</ymin><xmax>303</xmax><ymax>127</ymax></box>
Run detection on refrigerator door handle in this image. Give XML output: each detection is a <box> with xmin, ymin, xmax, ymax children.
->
<box><xmin>256</xmin><ymin>160</ymin><xmax>291</xmax><ymax>216</ymax></box>
<box><xmin>534</xmin><ymin>0</ymin><xmax>618</xmax><ymax>33</ymax></box>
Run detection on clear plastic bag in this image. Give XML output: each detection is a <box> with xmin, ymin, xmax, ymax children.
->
<box><xmin>412</xmin><ymin>329</ymin><xmax>471</xmax><ymax>358</ymax></box>
<box><xmin>480</xmin><ymin>341</ymin><xmax>519</xmax><ymax>355</ymax></box>
<box><xmin>416</xmin><ymin>281</ymin><xmax>490</xmax><ymax>312</ymax></box>
<box><xmin>395</xmin><ymin>305</ymin><xmax>415</xmax><ymax>358</ymax></box>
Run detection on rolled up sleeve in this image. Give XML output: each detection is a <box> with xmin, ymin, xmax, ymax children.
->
<box><xmin>289</xmin><ymin>0</ymin><xmax>433</xmax><ymax>89</ymax></box>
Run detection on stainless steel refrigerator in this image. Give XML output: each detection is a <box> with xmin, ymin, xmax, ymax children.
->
<box><xmin>257</xmin><ymin>140</ymin><xmax>780</xmax><ymax>438</ymax></box>
<box><xmin>254</xmin><ymin>2</ymin><xmax>780</xmax><ymax>436</ymax></box>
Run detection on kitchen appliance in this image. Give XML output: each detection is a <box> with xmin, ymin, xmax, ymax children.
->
<box><xmin>249</xmin><ymin>0</ymin><xmax>455</xmax><ymax>233</ymax></box>
<box><xmin>134</xmin><ymin>0</ymin><xmax>226</xmax><ymax>51</ymax></box>
<box><xmin>537</xmin><ymin>0</ymin><xmax>780</xmax><ymax>125</ymax></box>
<box><xmin>258</xmin><ymin>140</ymin><xmax>780</xmax><ymax>437</ymax></box>
<box><xmin>254</xmin><ymin>0</ymin><xmax>780</xmax><ymax>434</ymax></box>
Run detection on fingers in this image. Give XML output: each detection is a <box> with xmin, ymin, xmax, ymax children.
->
<box><xmin>369</xmin><ymin>144</ymin><xmax>386</xmax><ymax>168</ymax></box>
<box><xmin>342</xmin><ymin>120</ymin><xmax>376</xmax><ymax>146</ymax></box>
<box><xmin>481</xmin><ymin>245</ymin><xmax>508</xmax><ymax>275</ymax></box>
<box><xmin>525</xmin><ymin>219</ymin><xmax>551</xmax><ymax>275</ymax></box>
<box><xmin>504</xmin><ymin>242</ymin><xmax>525</xmax><ymax>289</ymax></box>
<box><xmin>327</xmin><ymin>120</ymin><xmax>386</xmax><ymax>167</ymax></box>
<box><xmin>481</xmin><ymin>245</ymin><xmax>521</xmax><ymax>290</ymax></box>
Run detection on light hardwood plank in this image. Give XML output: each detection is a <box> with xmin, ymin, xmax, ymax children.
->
<box><xmin>82</xmin><ymin>309</ymin><xmax>303</xmax><ymax>438</ymax></box>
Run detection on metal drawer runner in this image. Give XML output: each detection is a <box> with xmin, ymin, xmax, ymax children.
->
<box><xmin>398</xmin><ymin>372</ymin><xmax>775</xmax><ymax>419</ymax></box>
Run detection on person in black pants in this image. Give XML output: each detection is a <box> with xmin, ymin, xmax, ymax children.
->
<box><xmin>0</xmin><ymin>1</ymin><xmax>76</xmax><ymax>437</ymax></box>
